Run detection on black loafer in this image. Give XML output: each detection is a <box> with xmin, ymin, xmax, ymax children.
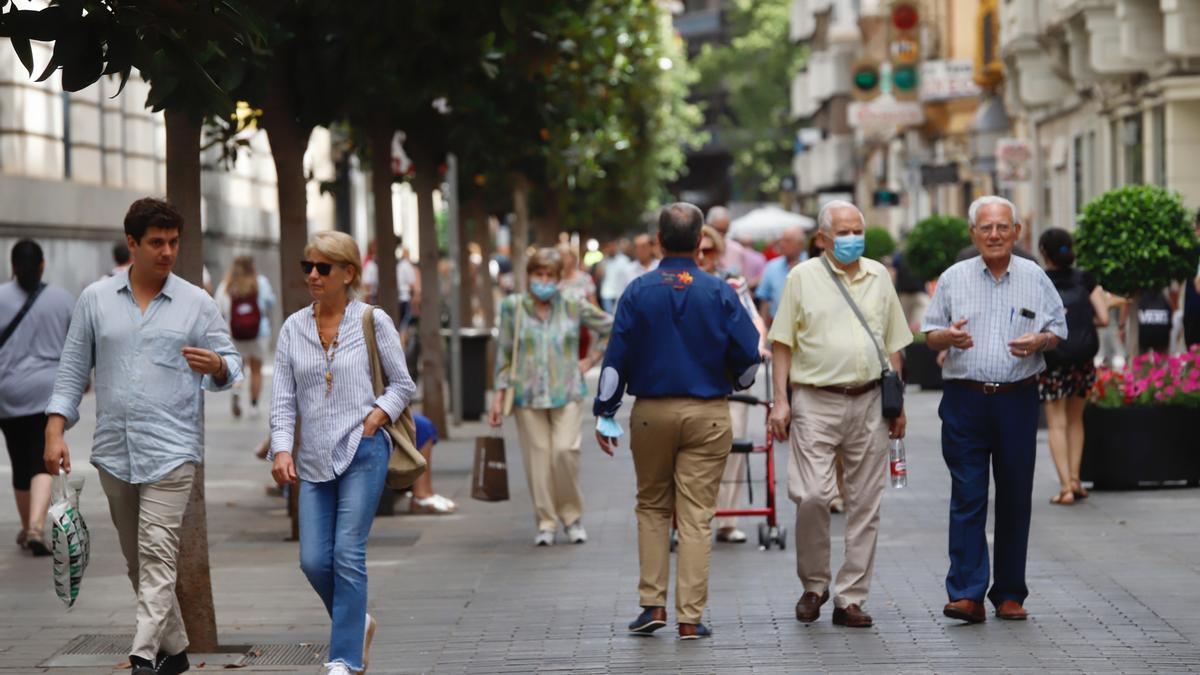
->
<box><xmin>155</xmin><ymin>650</ymin><xmax>190</xmax><ymax>674</ymax></box>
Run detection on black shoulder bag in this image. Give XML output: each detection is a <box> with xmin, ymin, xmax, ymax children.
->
<box><xmin>0</xmin><ymin>283</ymin><xmax>46</xmax><ymax>351</ymax></box>
<box><xmin>819</xmin><ymin>258</ymin><xmax>903</xmax><ymax>419</ymax></box>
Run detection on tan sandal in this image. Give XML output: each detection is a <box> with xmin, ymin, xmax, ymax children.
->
<box><xmin>1050</xmin><ymin>489</ymin><xmax>1075</xmax><ymax>505</ymax></box>
<box><xmin>1071</xmin><ymin>480</ymin><xmax>1089</xmax><ymax>500</ymax></box>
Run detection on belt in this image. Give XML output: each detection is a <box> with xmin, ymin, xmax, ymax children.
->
<box><xmin>813</xmin><ymin>381</ymin><xmax>879</xmax><ymax>397</ymax></box>
<box><xmin>946</xmin><ymin>375</ymin><xmax>1037</xmax><ymax>395</ymax></box>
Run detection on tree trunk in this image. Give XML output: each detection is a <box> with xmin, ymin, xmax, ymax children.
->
<box><xmin>263</xmin><ymin>67</ymin><xmax>314</xmax><ymax>543</ymax></box>
<box><xmin>457</xmin><ymin>196</ymin><xmax>475</xmax><ymax>328</ymax></box>
<box><xmin>511</xmin><ymin>173</ymin><xmax>530</xmax><ymax>294</ymax></box>
<box><xmin>534</xmin><ymin>184</ymin><xmax>561</xmax><ymax>245</ymax></box>
<box><xmin>469</xmin><ymin>196</ymin><xmax>497</xmax><ymax>389</ymax></box>
<box><xmin>164</xmin><ymin>109</ymin><xmax>219</xmax><ymax>654</ymax></box>
<box><xmin>412</xmin><ymin>140</ymin><xmax>449</xmax><ymax>438</ymax></box>
<box><xmin>1125</xmin><ymin>292</ymin><xmax>1141</xmax><ymax>359</ymax></box>
<box><xmin>368</xmin><ymin>123</ymin><xmax>400</xmax><ymax>325</ymax></box>
<box><xmin>263</xmin><ymin>70</ymin><xmax>313</xmax><ymax>318</ymax></box>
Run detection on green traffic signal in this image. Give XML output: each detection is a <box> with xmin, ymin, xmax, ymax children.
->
<box><xmin>854</xmin><ymin>69</ymin><xmax>879</xmax><ymax>90</ymax></box>
<box><xmin>893</xmin><ymin>65</ymin><xmax>918</xmax><ymax>91</ymax></box>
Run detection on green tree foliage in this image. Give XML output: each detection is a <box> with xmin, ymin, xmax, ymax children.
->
<box><xmin>905</xmin><ymin>215</ymin><xmax>970</xmax><ymax>281</ymax></box>
<box><xmin>864</xmin><ymin>226</ymin><xmax>896</xmax><ymax>262</ymax></box>
<box><xmin>1075</xmin><ymin>185</ymin><xmax>1197</xmax><ymax>297</ymax></box>
<box><xmin>695</xmin><ymin>0</ymin><xmax>806</xmax><ymax>201</ymax></box>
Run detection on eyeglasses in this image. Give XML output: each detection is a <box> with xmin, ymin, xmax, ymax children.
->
<box><xmin>973</xmin><ymin>223</ymin><xmax>1014</xmax><ymax>236</ymax></box>
<box><xmin>300</xmin><ymin>260</ymin><xmax>334</xmax><ymax>275</ymax></box>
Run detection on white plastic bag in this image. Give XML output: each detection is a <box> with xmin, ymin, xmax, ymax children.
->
<box><xmin>48</xmin><ymin>472</ymin><xmax>90</xmax><ymax>608</ymax></box>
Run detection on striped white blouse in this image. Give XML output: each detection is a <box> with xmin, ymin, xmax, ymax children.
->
<box><xmin>269</xmin><ymin>300</ymin><xmax>415</xmax><ymax>483</ymax></box>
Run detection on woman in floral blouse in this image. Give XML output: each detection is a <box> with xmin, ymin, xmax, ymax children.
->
<box><xmin>488</xmin><ymin>248</ymin><xmax>613</xmax><ymax>546</ymax></box>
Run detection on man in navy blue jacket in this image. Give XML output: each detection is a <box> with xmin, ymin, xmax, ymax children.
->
<box><xmin>595</xmin><ymin>202</ymin><xmax>761</xmax><ymax>640</ymax></box>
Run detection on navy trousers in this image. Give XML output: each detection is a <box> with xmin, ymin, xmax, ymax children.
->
<box><xmin>938</xmin><ymin>381</ymin><xmax>1038</xmax><ymax>607</ymax></box>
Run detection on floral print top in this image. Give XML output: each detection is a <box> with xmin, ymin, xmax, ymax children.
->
<box><xmin>494</xmin><ymin>292</ymin><xmax>613</xmax><ymax>409</ymax></box>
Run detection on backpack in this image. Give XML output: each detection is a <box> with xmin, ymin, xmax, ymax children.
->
<box><xmin>229</xmin><ymin>291</ymin><xmax>261</xmax><ymax>341</ymax></box>
<box><xmin>1045</xmin><ymin>270</ymin><xmax>1099</xmax><ymax>367</ymax></box>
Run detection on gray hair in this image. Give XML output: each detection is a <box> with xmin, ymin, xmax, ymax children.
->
<box><xmin>706</xmin><ymin>205</ymin><xmax>730</xmax><ymax>225</ymax></box>
<box><xmin>817</xmin><ymin>199</ymin><xmax>865</xmax><ymax>233</ymax></box>
<box><xmin>967</xmin><ymin>196</ymin><xmax>1020</xmax><ymax>228</ymax></box>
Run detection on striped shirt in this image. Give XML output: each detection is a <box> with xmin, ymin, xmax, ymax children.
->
<box><xmin>269</xmin><ymin>300</ymin><xmax>415</xmax><ymax>483</ymax></box>
<box><xmin>921</xmin><ymin>255</ymin><xmax>1067</xmax><ymax>383</ymax></box>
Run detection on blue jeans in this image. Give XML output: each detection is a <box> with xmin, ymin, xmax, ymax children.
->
<box><xmin>299</xmin><ymin>431</ymin><xmax>389</xmax><ymax>671</ymax></box>
<box><xmin>939</xmin><ymin>382</ymin><xmax>1038</xmax><ymax>607</ymax></box>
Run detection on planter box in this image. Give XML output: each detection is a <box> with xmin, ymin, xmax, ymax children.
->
<box><xmin>904</xmin><ymin>343</ymin><xmax>944</xmax><ymax>391</ymax></box>
<box><xmin>1080</xmin><ymin>405</ymin><xmax>1200</xmax><ymax>489</ymax></box>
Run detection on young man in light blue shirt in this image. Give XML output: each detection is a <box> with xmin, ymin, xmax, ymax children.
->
<box><xmin>44</xmin><ymin>198</ymin><xmax>241</xmax><ymax>675</ymax></box>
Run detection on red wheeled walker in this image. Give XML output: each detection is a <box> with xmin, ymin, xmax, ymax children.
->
<box><xmin>720</xmin><ymin>392</ymin><xmax>786</xmax><ymax>551</ymax></box>
<box><xmin>669</xmin><ymin>390</ymin><xmax>786</xmax><ymax>551</ymax></box>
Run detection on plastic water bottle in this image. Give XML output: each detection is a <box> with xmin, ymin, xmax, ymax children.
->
<box><xmin>889</xmin><ymin>439</ymin><xmax>908</xmax><ymax>488</ymax></box>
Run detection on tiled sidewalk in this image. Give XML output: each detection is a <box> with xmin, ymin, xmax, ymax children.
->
<box><xmin>1</xmin><ymin>386</ymin><xmax>1198</xmax><ymax>673</ymax></box>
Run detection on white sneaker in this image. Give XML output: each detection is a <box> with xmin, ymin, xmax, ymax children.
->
<box><xmin>412</xmin><ymin>494</ymin><xmax>457</xmax><ymax>514</ymax></box>
<box><xmin>716</xmin><ymin>527</ymin><xmax>747</xmax><ymax>543</ymax></box>
<box><xmin>565</xmin><ymin>521</ymin><xmax>587</xmax><ymax>544</ymax></box>
<box><xmin>534</xmin><ymin>530</ymin><xmax>555</xmax><ymax>546</ymax></box>
<box><xmin>323</xmin><ymin>663</ymin><xmax>352</xmax><ymax>675</ymax></box>
<box><xmin>363</xmin><ymin>613</ymin><xmax>376</xmax><ymax>672</ymax></box>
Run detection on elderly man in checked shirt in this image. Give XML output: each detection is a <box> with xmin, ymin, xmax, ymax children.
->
<box><xmin>922</xmin><ymin>196</ymin><xmax>1067</xmax><ymax>625</ymax></box>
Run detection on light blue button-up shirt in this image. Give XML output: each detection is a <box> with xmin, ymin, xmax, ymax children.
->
<box><xmin>46</xmin><ymin>270</ymin><xmax>243</xmax><ymax>484</ymax></box>
<box><xmin>922</xmin><ymin>255</ymin><xmax>1067</xmax><ymax>384</ymax></box>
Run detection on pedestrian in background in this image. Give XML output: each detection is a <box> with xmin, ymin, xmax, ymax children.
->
<box><xmin>558</xmin><ymin>243</ymin><xmax>599</xmax><ymax>360</ymax></box>
<box><xmin>768</xmin><ymin>200</ymin><xmax>911</xmax><ymax>628</ymax></box>
<box><xmin>1037</xmin><ymin>228</ymin><xmax>1107</xmax><ymax>506</ymax></box>
<box><xmin>44</xmin><ymin>198</ymin><xmax>242</xmax><ymax>675</ymax></box>
<box><xmin>1183</xmin><ymin>212</ymin><xmax>1200</xmax><ymax>349</ymax></box>
<box><xmin>595</xmin><ymin>203</ymin><xmax>761</xmax><ymax>640</ymax></box>
<box><xmin>488</xmin><ymin>248</ymin><xmax>613</xmax><ymax>546</ymax></box>
<box><xmin>0</xmin><ymin>240</ymin><xmax>74</xmax><ymax>556</ymax></box>
<box><xmin>109</xmin><ymin>241</ymin><xmax>131</xmax><ymax>277</ymax></box>
<box><xmin>755</xmin><ymin>224</ymin><xmax>808</xmax><ymax>325</ymax></box>
<box><xmin>269</xmin><ymin>230</ymin><xmax>415</xmax><ymax>675</ymax></box>
<box><xmin>612</xmin><ymin>234</ymin><xmax>659</xmax><ymax>305</ymax></box>
<box><xmin>216</xmin><ymin>255</ymin><xmax>276</xmax><ymax>419</ymax></box>
<box><xmin>598</xmin><ymin>238</ymin><xmax>631</xmax><ymax>314</ymax></box>
<box><xmin>407</xmin><ymin>413</ymin><xmax>457</xmax><ymax>514</ymax></box>
<box><xmin>922</xmin><ymin>196</ymin><xmax>1066</xmax><ymax>624</ymax></box>
<box><xmin>696</xmin><ymin>225</ymin><xmax>768</xmax><ymax>544</ymax></box>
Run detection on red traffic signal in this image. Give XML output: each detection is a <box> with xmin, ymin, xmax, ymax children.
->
<box><xmin>892</xmin><ymin>2</ymin><xmax>919</xmax><ymax>32</ymax></box>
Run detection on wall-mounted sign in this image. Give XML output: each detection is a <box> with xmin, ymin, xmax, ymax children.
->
<box><xmin>848</xmin><ymin>99</ymin><xmax>925</xmax><ymax>130</ymax></box>
<box><xmin>920</xmin><ymin>60</ymin><xmax>982</xmax><ymax>101</ymax></box>
<box><xmin>920</xmin><ymin>163</ymin><xmax>961</xmax><ymax>186</ymax></box>
<box><xmin>996</xmin><ymin>138</ymin><xmax>1033</xmax><ymax>184</ymax></box>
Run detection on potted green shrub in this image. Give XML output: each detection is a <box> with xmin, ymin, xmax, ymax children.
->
<box><xmin>1075</xmin><ymin>185</ymin><xmax>1197</xmax><ymax>356</ymax></box>
<box><xmin>1074</xmin><ymin>185</ymin><xmax>1200</xmax><ymax>488</ymax></box>
<box><xmin>902</xmin><ymin>215</ymin><xmax>971</xmax><ymax>390</ymax></box>
<box><xmin>864</xmin><ymin>226</ymin><xmax>896</xmax><ymax>262</ymax></box>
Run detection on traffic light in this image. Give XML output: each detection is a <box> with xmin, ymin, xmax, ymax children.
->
<box><xmin>852</xmin><ymin>59</ymin><xmax>881</xmax><ymax>101</ymax></box>
<box><xmin>892</xmin><ymin>63</ymin><xmax>919</xmax><ymax>102</ymax></box>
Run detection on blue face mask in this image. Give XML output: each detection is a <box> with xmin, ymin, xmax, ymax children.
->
<box><xmin>832</xmin><ymin>234</ymin><xmax>865</xmax><ymax>264</ymax></box>
<box><xmin>530</xmin><ymin>281</ymin><xmax>559</xmax><ymax>301</ymax></box>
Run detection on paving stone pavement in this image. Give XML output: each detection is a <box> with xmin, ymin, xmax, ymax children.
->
<box><xmin>1</xmin><ymin>380</ymin><xmax>1199</xmax><ymax>674</ymax></box>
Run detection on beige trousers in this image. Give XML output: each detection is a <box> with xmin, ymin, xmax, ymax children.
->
<box><xmin>715</xmin><ymin>400</ymin><xmax>750</xmax><ymax>530</ymax></box>
<box><xmin>630</xmin><ymin>398</ymin><xmax>731</xmax><ymax>624</ymax></box>
<box><xmin>514</xmin><ymin>400</ymin><xmax>585</xmax><ymax>532</ymax></box>
<box><xmin>98</xmin><ymin>462</ymin><xmax>196</xmax><ymax>661</ymax></box>
<box><xmin>787</xmin><ymin>386</ymin><xmax>888</xmax><ymax>609</ymax></box>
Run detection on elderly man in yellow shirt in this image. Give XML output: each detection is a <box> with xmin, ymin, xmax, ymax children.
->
<box><xmin>768</xmin><ymin>199</ymin><xmax>912</xmax><ymax>629</ymax></box>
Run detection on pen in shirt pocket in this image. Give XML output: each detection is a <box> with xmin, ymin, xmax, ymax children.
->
<box><xmin>1009</xmin><ymin>307</ymin><xmax>1014</xmax><ymax>323</ymax></box>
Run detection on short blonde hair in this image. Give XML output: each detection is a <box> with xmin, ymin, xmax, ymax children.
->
<box><xmin>526</xmin><ymin>247</ymin><xmax>563</xmax><ymax>279</ymax></box>
<box><xmin>305</xmin><ymin>231</ymin><xmax>363</xmax><ymax>292</ymax></box>
<box><xmin>700</xmin><ymin>225</ymin><xmax>725</xmax><ymax>254</ymax></box>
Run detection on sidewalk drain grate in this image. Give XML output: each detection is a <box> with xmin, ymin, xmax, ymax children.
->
<box><xmin>243</xmin><ymin>642</ymin><xmax>329</xmax><ymax>665</ymax></box>
<box><xmin>47</xmin><ymin>635</ymin><xmax>325</xmax><ymax>667</ymax></box>
<box><xmin>58</xmin><ymin>634</ymin><xmax>133</xmax><ymax>655</ymax></box>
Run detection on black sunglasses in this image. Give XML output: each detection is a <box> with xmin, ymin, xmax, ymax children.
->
<box><xmin>300</xmin><ymin>260</ymin><xmax>334</xmax><ymax>276</ymax></box>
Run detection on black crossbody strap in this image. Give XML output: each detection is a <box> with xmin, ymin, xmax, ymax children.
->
<box><xmin>0</xmin><ymin>283</ymin><xmax>46</xmax><ymax>351</ymax></box>
<box><xmin>819</xmin><ymin>257</ymin><xmax>890</xmax><ymax>373</ymax></box>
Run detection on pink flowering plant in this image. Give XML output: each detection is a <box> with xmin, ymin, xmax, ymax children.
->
<box><xmin>1091</xmin><ymin>347</ymin><xmax>1200</xmax><ymax>408</ymax></box>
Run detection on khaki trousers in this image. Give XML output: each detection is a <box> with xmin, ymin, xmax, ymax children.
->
<box><xmin>514</xmin><ymin>400</ymin><xmax>585</xmax><ymax>532</ymax></box>
<box><xmin>98</xmin><ymin>462</ymin><xmax>195</xmax><ymax>661</ymax></box>
<box><xmin>787</xmin><ymin>386</ymin><xmax>888</xmax><ymax>608</ymax></box>
<box><xmin>715</xmin><ymin>400</ymin><xmax>750</xmax><ymax>530</ymax></box>
<box><xmin>630</xmin><ymin>398</ymin><xmax>731</xmax><ymax>624</ymax></box>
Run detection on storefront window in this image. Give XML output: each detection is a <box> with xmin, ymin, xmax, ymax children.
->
<box><xmin>1154</xmin><ymin>106</ymin><xmax>1166</xmax><ymax>187</ymax></box>
<box><xmin>1124</xmin><ymin>114</ymin><xmax>1144</xmax><ymax>185</ymax></box>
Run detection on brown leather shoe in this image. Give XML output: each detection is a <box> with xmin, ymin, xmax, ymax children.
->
<box><xmin>795</xmin><ymin>589</ymin><xmax>830</xmax><ymax>623</ymax></box>
<box><xmin>995</xmin><ymin>600</ymin><xmax>1028</xmax><ymax>620</ymax></box>
<box><xmin>831</xmin><ymin>603</ymin><xmax>873</xmax><ymax>628</ymax></box>
<box><xmin>943</xmin><ymin>598</ymin><xmax>986</xmax><ymax>624</ymax></box>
